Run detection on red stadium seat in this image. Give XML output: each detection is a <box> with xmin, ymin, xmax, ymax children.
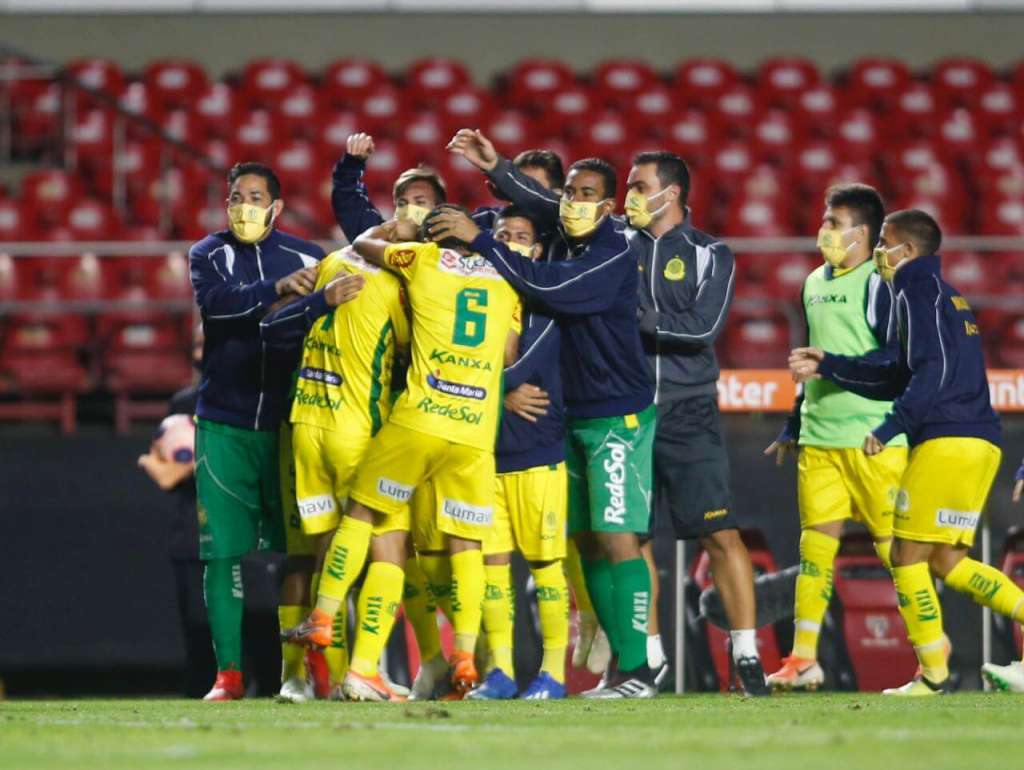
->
<box><xmin>438</xmin><ymin>86</ymin><xmax>495</xmax><ymax>135</ymax></box>
<box><xmin>674</xmin><ymin>58</ymin><xmax>741</xmax><ymax>109</ymax></box>
<box><xmin>60</xmin><ymin>253</ymin><xmax>108</xmax><ymax>301</ymax></box>
<box><xmin>846</xmin><ymin>57</ymin><xmax>913</xmax><ymax>111</ymax></box>
<box><xmin>148</xmin><ymin>252</ymin><xmax>192</xmax><ymax>301</ymax></box>
<box><xmin>277</xmin><ymin>195</ymin><xmax>320</xmax><ymax>240</ymax></box>
<box><xmin>69</xmin><ymin>108</ymin><xmax>114</xmax><ymax>162</ymax></box>
<box><xmin>750</xmin><ymin>109</ymin><xmax>803</xmax><ymax>163</ymax></box>
<box><xmin>971</xmin><ymin>137</ymin><xmax>1024</xmax><ymax>195</ymax></box>
<box><xmin>118</xmin><ymin>81</ymin><xmax>165</xmax><ymax>132</ymax></box>
<box><xmin>13</xmin><ymin>81</ymin><xmax>62</xmax><ymax>150</ymax></box>
<box><xmin>272</xmin><ymin>139</ymin><xmax>320</xmax><ymax>196</ymax></box>
<box><xmin>793</xmin><ymin>142</ymin><xmax>840</xmax><ymax>200</ymax></box>
<box><xmin>990</xmin><ymin>314</ymin><xmax>1024</xmax><ymax>368</ymax></box>
<box><xmin>757</xmin><ymin>57</ymin><xmax>821</xmax><ymax>109</ymax></box>
<box><xmin>240</xmin><ymin>58</ymin><xmax>307</xmax><ymax>110</ymax></box>
<box><xmin>195</xmin><ymin>82</ymin><xmax>240</xmax><ymax>140</ymax></box>
<box><xmin>482</xmin><ymin>110</ymin><xmax>537</xmax><ymax>158</ymax></box>
<box><xmin>945</xmin><ymin>252</ymin><xmax>1006</xmax><ymax>297</ymax></box>
<box><xmin>362</xmin><ymin>139</ymin><xmax>414</xmax><ymax>198</ymax></box>
<box><xmin>665</xmin><ymin>109</ymin><xmax>718</xmax><ymax>169</ymax></box>
<box><xmin>317</xmin><ymin>110</ymin><xmax>361</xmax><ymax>161</ymax></box>
<box><xmin>793</xmin><ymin>85</ymin><xmax>838</xmax><ymax>140</ymax></box>
<box><xmin>735</xmin><ymin>164</ymin><xmax>793</xmax><ymax>203</ymax></box>
<box><xmin>724</xmin><ymin>196</ymin><xmax>794</xmax><ymax>238</ymax></box>
<box><xmin>178</xmin><ymin>201</ymin><xmax>228</xmax><ymax>241</ymax></box>
<box><xmin>143</xmin><ymin>59</ymin><xmax>208</xmax><ymax>111</ymax></box>
<box><xmin>63</xmin><ymin>199</ymin><xmax>120</xmax><ymax>241</ymax></box>
<box><xmin>355</xmin><ymin>85</ymin><xmax>409</xmax><ymax>138</ymax></box>
<box><xmin>0</xmin><ymin>254</ymin><xmax>18</xmax><ymax>302</ymax></box>
<box><xmin>64</xmin><ymin>58</ymin><xmax>126</xmax><ymax>108</ymax></box>
<box><xmin>628</xmin><ymin>85</ymin><xmax>679</xmax><ymax>139</ymax></box>
<box><xmin>721</xmin><ymin>310</ymin><xmax>793</xmax><ymax>369</ymax></box>
<box><xmin>506</xmin><ymin>59</ymin><xmax>577</xmax><ymax>111</ymax></box>
<box><xmin>161</xmin><ymin>109</ymin><xmax>206</xmax><ymax>149</ymax></box>
<box><xmin>578</xmin><ymin>111</ymin><xmax>630</xmax><ymax>166</ymax></box>
<box><xmin>884</xmin><ymin>140</ymin><xmax>951</xmax><ymax>187</ymax></box>
<box><xmin>437</xmin><ymin>153</ymin><xmax>487</xmax><ymax>202</ymax></box>
<box><xmin>707</xmin><ymin>142</ymin><xmax>756</xmax><ymax>198</ymax></box>
<box><xmin>536</xmin><ymin>85</ymin><xmax>594</xmax><ymax>142</ymax></box>
<box><xmin>979</xmin><ymin>197</ymin><xmax>1024</xmax><ymax>236</ymax></box>
<box><xmin>765</xmin><ymin>252</ymin><xmax>819</xmax><ymax>300</ymax></box>
<box><xmin>935</xmin><ymin>107</ymin><xmax>982</xmax><ymax>162</ymax></box>
<box><xmin>275</xmin><ymin>84</ymin><xmax>324</xmax><ymax>141</ymax></box>
<box><xmin>133</xmin><ymin>166</ymin><xmax>204</xmax><ymax>231</ymax></box>
<box><xmin>322</xmin><ymin>58</ymin><xmax>390</xmax><ymax>109</ymax></box>
<box><xmin>405</xmin><ymin>57</ymin><xmax>472</xmax><ymax>109</ymax></box>
<box><xmin>592</xmin><ymin>59</ymin><xmax>659</xmax><ymax>110</ymax></box>
<box><xmin>833</xmin><ymin>108</ymin><xmax>882</xmax><ymax>162</ymax></box>
<box><xmin>714</xmin><ymin>84</ymin><xmax>760</xmax><ymax>138</ymax></box>
<box><xmin>891</xmin><ymin>193</ymin><xmax>966</xmax><ymax>234</ymax></box>
<box><xmin>400</xmin><ymin>112</ymin><xmax>449</xmax><ymax>167</ymax></box>
<box><xmin>932</xmin><ymin>57</ymin><xmax>995</xmax><ymax>109</ymax></box>
<box><xmin>230</xmin><ymin>110</ymin><xmax>282</xmax><ymax>163</ymax></box>
<box><xmin>975</xmin><ymin>83</ymin><xmax>1021</xmax><ymax>139</ymax></box>
<box><xmin>0</xmin><ymin>198</ymin><xmax>38</xmax><ymax>241</ymax></box>
<box><xmin>889</xmin><ymin>83</ymin><xmax>939</xmax><ymax>141</ymax></box>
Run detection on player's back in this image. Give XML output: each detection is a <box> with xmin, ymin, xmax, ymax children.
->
<box><xmin>382</xmin><ymin>241</ymin><xmax>518</xmax><ymax>451</ymax></box>
<box><xmin>291</xmin><ymin>247</ymin><xmax>410</xmax><ymax>435</ymax></box>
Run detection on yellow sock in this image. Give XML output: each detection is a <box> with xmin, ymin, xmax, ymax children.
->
<box><xmin>326</xmin><ymin>603</ymin><xmax>349</xmax><ymax>685</ymax></box>
<box><xmin>315</xmin><ymin>517</ymin><xmax>373</xmax><ymax>616</ymax></box>
<box><xmin>419</xmin><ymin>552</ymin><xmax>454</xmax><ymax>621</ymax></box>
<box><xmin>483</xmin><ymin>563</ymin><xmax>515</xmax><ymax>675</ymax></box>
<box><xmin>565</xmin><ymin>539</ymin><xmax>594</xmax><ymax>614</ymax></box>
<box><xmin>450</xmin><ymin>549</ymin><xmax>485</xmax><ymax>654</ymax></box>
<box><xmin>404</xmin><ymin>557</ymin><xmax>442</xmax><ymax>662</ymax></box>
<box><xmin>278</xmin><ymin>605</ymin><xmax>308</xmax><ymax>681</ymax></box>
<box><xmin>350</xmin><ymin>562</ymin><xmax>406</xmax><ymax>678</ymax></box>
<box><xmin>532</xmin><ymin>561</ymin><xmax>569</xmax><ymax>683</ymax></box>
<box><xmin>792</xmin><ymin>529</ymin><xmax>840</xmax><ymax>660</ymax></box>
<box><xmin>874</xmin><ymin>539</ymin><xmax>893</xmax><ymax>571</ymax></box>
<box><xmin>944</xmin><ymin>558</ymin><xmax>1024</xmax><ymax>622</ymax></box>
<box><xmin>892</xmin><ymin>562</ymin><xmax>948</xmax><ymax>682</ymax></box>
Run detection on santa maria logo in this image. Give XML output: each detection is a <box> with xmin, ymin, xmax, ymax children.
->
<box><xmin>602</xmin><ymin>442</ymin><xmax>627</xmax><ymax>525</ymax></box>
<box><xmin>299</xmin><ymin>367</ymin><xmax>342</xmax><ymax>386</ymax></box>
<box><xmin>663</xmin><ymin>256</ymin><xmax>686</xmax><ymax>281</ymax></box>
<box><xmin>427</xmin><ymin>371</ymin><xmax>487</xmax><ymax>400</ymax></box>
<box><xmin>438</xmin><ymin>249</ymin><xmax>502</xmax><ymax>279</ymax></box>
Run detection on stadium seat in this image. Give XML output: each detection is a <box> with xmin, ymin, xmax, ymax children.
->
<box><xmin>275</xmin><ymin>84</ymin><xmax>324</xmax><ymax>141</ymax></box>
<box><xmin>118</xmin><ymin>81</ymin><xmax>166</xmax><ymax>132</ymax></box>
<box><xmin>317</xmin><ymin>110</ymin><xmax>361</xmax><ymax>161</ymax></box>
<box><xmin>147</xmin><ymin>251</ymin><xmax>192</xmax><ymax>301</ymax></box>
<box><xmin>724</xmin><ymin>196</ymin><xmax>795</xmax><ymax>238</ymax></box>
<box><xmin>230</xmin><ymin>110</ymin><xmax>283</xmax><ymax>163</ymax></box>
<box><xmin>482</xmin><ymin>110</ymin><xmax>537</xmax><ymax>158</ymax></box>
<box><xmin>240</xmin><ymin>58</ymin><xmax>307</xmax><ymax>110</ymax></box>
<box><xmin>405</xmin><ymin>57</ymin><xmax>472</xmax><ymax>109</ymax></box>
<box><xmin>276</xmin><ymin>196</ymin><xmax>320</xmax><ymax>240</ymax></box>
<box><xmin>665</xmin><ymin>109</ymin><xmax>718</xmax><ymax>169</ymax></box>
<box><xmin>0</xmin><ymin>198</ymin><xmax>38</xmax><ymax>241</ymax></box>
<box><xmin>439</xmin><ymin>86</ymin><xmax>495</xmax><ymax>135</ymax></box>
<box><xmin>975</xmin><ymin>83</ymin><xmax>1021</xmax><ymax>139</ymax></box>
<box><xmin>757</xmin><ymin>57</ymin><xmax>821</xmax><ymax>109</ymax></box>
<box><xmin>355</xmin><ymin>85</ymin><xmax>409</xmax><ymax>138</ymax></box>
<box><xmin>61</xmin><ymin>253</ymin><xmax>108</xmax><ymax>301</ymax></box>
<box><xmin>322</xmin><ymin>58</ymin><xmax>391</xmax><ymax>109</ymax></box>
<box><xmin>734</xmin><ymin>164</ymin><xmax>792</xmax><ymax>204</ymax></box>
<box><xmin>721</xmin><ymin>309</ymin><xmax>793</xmax><ymax>369</ymax></box>
<box><xmin>64</xmin><ymin>58</ymin><xmax>126</xmax><ymax>108</ymax></box>
<box><xmin>400</xmin><ymin>112</ymin><xmax>449</xmax><ymax>167</ymax></box>
<box><xmin>993</xmin><ymin>315</ymin><xmax>1024</xmax><ymax>369</ymax></box>
<box><xmin>674</xmin><ymin>58</ymin><xmax>741</xmax><ymax>109</ymax></box>
<box><xmin>714</xmin><ymin>83</ymin><xmax>760</xmax><ymax>137</ymax></box>
<box><xmin>845</xmin><ymin>57</ymin><xmax>913</xmax><ymax>111</ymax></box>
<box><xmin>935</xmin><ymin>107</ymin><xmax>982</xmax><ymax>162</ymax></box>
<box><xmin>889</xmin><ymin>83</ymin><xmax>939</xmax><ymax>141</ymax></box>
<box><xmin>63</xmin><ymin>199</ymin><xmax>120</xmax><ymax>241</ymax></box>
<box><xmin>271</xmin><ymin>139</ymin><xmax>320</xmax><ymax>196</ymax></box>
<box><xmin>361</xmin><ymin>139</ymin><xmax>415</xmax><ymax>198</ymax></box>
<box><xmin>971</xmin><ymin>137</ymin><xmax>1024</xmax><ymax>193</ymax></box>
<box><xmin>161</xmin><ymin>108</ymin><xmax>206</xmax><ymax>149</ymax></box>
<box><xmin>69</xmin><ymin>108</ymin><xmax>114</xmax><ymax>163</ymax></box>
<box><xmin>536</xmin><ymin>85</ymin><xmax>594</xmax><ymax>142</ymax></box>
<box><xmin>628</xmin><ymin>85</ymin><xmax>679</xmax><ymax>139</ymax></box>
<box><xmin>578</xmin><ymin>111</ymin><xmax>630</xmax><ymax>167</ymax></box>
<box><xmin>792</xmin><ymin>141</ymin><xmax>840</xmax><ymax>200</ymax></box>
<box><xmin>793</xmin><ymin>84</ymin><xmax>838</xmax><ymax>140</ymax></box>
<box><xmin>932</xmin><ymin>57</ymin><xmax>995</xmax><ymax>109</ymax></box>
<box><xmin>506</xmin><ymin>59</ymin><xmax>577</xmax><ymax>110</ymax></box>
<box><xmin>591</xmin><ymin>59</ymin><xmax>659</xmax><ymax>110</ymax></box>
<box><xmin>0</xmin><ymin>253</ymin><xmax>18</xmax><ymax>302</ymax></box>
<box><xmin>707</xmin><ymin>142</ymin><xmax>756</xmax><ymax>199</ymax></box>
<box><xmin>944</xmin><ymin>251</ymin><xmax>1005</xmax><ymax>296</ymax></box>
<box><xmin>437</xmin><ymin>152</ymin><xmax>488</xmax><ymax>202</ymax></box>
<box><xmin>12</xmin><ymin>81</ymin><xmax>62</xmax><ymax>152</ymax></box>
<box><xmin>750</xmin><ymin>109</ymin><xmax>803</xmax><ymax>163</ymax></box>
<box><xmin>194</xmin><ymin>82</ymin><xmax>240</xmax><ymax>140</ymax></box>
<box><xmin>143</xmin><ymin>59</ymin><xmax>208</xmax><ymax>112</ymax></box>
<box><xmin>178</xmin><ymin>201</ymin><xmax>229</xmax><ymax>241</ymax></box>
<box><xmin>833</xmin><ymin>108</ymin><xmax>882</xmax><ymax>162</ymax></box>
<box><xmin>979</xmin><ymin>197</ymin><xmax>1024</xmax><ymax>236</ymax></box>
<box><xmin>892</xmin><ymin>193</ymin><xmax>967</xmax><ymax>234</ymax></box>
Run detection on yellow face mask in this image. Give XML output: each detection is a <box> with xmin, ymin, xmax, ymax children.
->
<box><xmin>395</xmin><ymin>203</ymin><xmax>431</xmax><ymax>226</ymax></box>
<box><xmin>506</xmin><ymin>240</ymin><xmax>536</xmax><ymax>259</ymax></box>
<box><xmin>873</xmin><ymin>244</ymin><xmax>908</xmax><ymax>283</ymax></box>
<box><xmin>816</xmin><ymin>227</ymin><xmax>854</xmax><ymax>268</ymax></box>
<box><xmin>624</xmin><ymin>187</ymin><xmax>670</xmax><ymax>230</ymax></box>
<box><xmin>559</xmin><ymin>197</ymin><xmax>609</xmax><ymax>239</ymax></box>
<box><xmin>227</xmin><ymin>203</ymin><xmax>276</xmax><ymax>244</ymax></box>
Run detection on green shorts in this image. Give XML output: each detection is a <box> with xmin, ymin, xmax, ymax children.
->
<box><xmin>566</xmin><ymin>404</ymin><xmax>656</xmax><ymax>535</ymax></box>
<box><xmin>196</xmin><ymin>418</ymin><xmax>287</xmax><ymax>560</ymax></box>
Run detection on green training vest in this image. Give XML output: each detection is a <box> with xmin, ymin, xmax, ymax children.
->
<box><xmin>799</xmin><ymin>260</ymin><xmax>907</xmax><ymax>448</ymax></box>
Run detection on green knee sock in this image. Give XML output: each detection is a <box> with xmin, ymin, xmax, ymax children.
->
<box><xmin>581</xmin><ymin>557</ymin><xmax>619</xmax><ymax>654</ymax></box>
<box><xmin>611</xmin><ymin>558</ymin><xmax>651</xmax><ymax>673</ymax></box>
<box><xmin>204</xmin><ymin>557</ymin><xmax>244</xmax><ymax>672</ymax></box>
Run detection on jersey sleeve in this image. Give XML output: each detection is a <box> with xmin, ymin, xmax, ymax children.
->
<box><xmin>390</xmin><ymin>283</ymin><xmax>412</xmax><ymax>348</ymax></box>
<box><xmin>383</xmin><ymin>241</ymin><xmax>433</xmax><ymax>281</ymax></box>
<box><xmin>510</xmin><ymin>295</ymin><xmax>524</xmax><ymax>335</ymax></box>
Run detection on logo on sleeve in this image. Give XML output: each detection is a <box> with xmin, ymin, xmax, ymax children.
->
<box><xmin>388</xmin><ymin>249</ymin><xmax>416</xmax><ymax>268</ymax></box>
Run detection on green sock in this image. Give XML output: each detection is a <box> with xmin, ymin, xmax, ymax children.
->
<box><xmin>581</xmin><ymin>557</ymin><xmax>619</xmax><ymax>654</ymax></box>
<box><xmin>611</xmin><ymin>558</ymin><xmax>651</xmax><ymax>673</ymax></box>
<box><xmin>204</xmin><ymin>557</ymin><xmax>244</xmax><ymax>672</ymax></box>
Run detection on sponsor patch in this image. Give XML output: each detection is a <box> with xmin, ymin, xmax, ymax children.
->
<box><xmin>936</xmin><ymin>508</ymin><xmax>980</xmax><ymax>531</ymax></box>
<box><xmin>299</xmin><ymin>366</ymin><xmax>343</xmax><ymax>386</ymax></box>
<box><xmin>603</xmin><ymin>442</ymin><xmax>627</xmax><ymax>525</ymax></box>
<box><xmin>415</xmin><ymin>396</ymin><xmax>482</xmax><ymax>424</ymax></box>
<box><xmin>377</xmin><ymin>477</ymin><xmax>414</xmax><ymax>502</ymax></box>
<box><xmin>297</xmin><ymin>494</ymin><xmax>336</xmax><ymax>520</ymax></box>
<box><xmin>427</xmin><ymin>371</ymin><xmax>486</xmax><ymax>400</ymax></box>
<box><xmin>438</xmin><ymin>249</ymin><xmax>502</xmax><ymax>279</ymax></box>
<box><xmin>704</xmin><ymin>508</ymin><xmax>728</xmax><ymax>521</ymax></box>
<box><xmin>429</xmin><ymin>347</ymin><xmax>491</xmax><ymax>370</ymax></box>
<box><xmin>441</xmin><ymin>498</ymin><xmax>493</xmax><ymax>527</ymax></box>
<box><xmin>895</xmin><ymin>489</ymin><xmax>910</xmax><ymax>513</ymax></box>
<box><xmin>387</xmin><ymin>248</ymin><xmax>416</xmax><ymax>268</ymax></box>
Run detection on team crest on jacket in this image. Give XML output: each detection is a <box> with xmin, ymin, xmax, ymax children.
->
<box><xmin>663</xmin><ymin>256</ymin><xmax>686</xmax><ymax>281</ymax></box>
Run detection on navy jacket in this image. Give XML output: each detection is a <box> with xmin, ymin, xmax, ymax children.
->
<box><xmin>472</xmin><ymin>222</ymin><xmax>653</xmax><ymax>420</ymax></box>
<box><xmin>189</xmin><ymin>228</ymin><xmax>325</xmax><ymax>431</ymax></box>
<box><xmin>496</xmin><ymin>307</ymin><xmax>564</xmax><ymax>473</ymax></box>
<box><xmin>819</xmin><ymin>254</ymin><xmax>1000</xmax><ymax>448</ymax></box>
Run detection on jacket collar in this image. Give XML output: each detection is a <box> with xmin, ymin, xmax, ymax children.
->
<box><xmin>566</xmin><ymin>215</ymin><xmax>619</xmax><ymax>256</ymax></box>
<box><xmin>893</xmin><ymin>254</ymin><xmax>941</xmax><ymax>291</ymax></box>
<box><xmin>223</xmin><ymin>227</ymin><xmax>279</xmax><ymax>249</ymax></box>
<box><xmin>633</xmin><ymin>208</ymin><xmax>694</xmax><ymax>242</ymax></box>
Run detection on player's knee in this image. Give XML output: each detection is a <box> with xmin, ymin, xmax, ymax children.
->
<box><xmin>528</xmin><ymin>558</ymin><xmax>558</xmax><ymax>571</ymax></box>
<box><xmin>485</xmin><ymin>552</ymin><xmax>512</xmax><ymax>566</ymax></box>
<box><xmin>448</xmin><ymin>536</ymin><xmax>481</xmax><ymax>555</ymax></box>
<box><xmin>598</xmin><ymin>531</ymin><xmax>641</xmax><ymax>562</ymax></box>
<box><xmin>572</xmin><ymin>531</ymin><xmax>601</xmax><ymax>560</ymax></box>
<box><xmin>700</xmin><ymin>528</ymin><xmax>742</xmax><ymax>559</ymax></box>
<box><xmin>890</xmin><ymin>538</ymin><xmax>929</xmax><ymax>568</ymax></box>
<box><xmin>370</xmin><ymin>530</ymin><xmax>408</xmax><ymax>566</ymax></box>
<box><xmin>927</xmin><ymin>547</ymin><xmax>965</xmax><ymax>579</ymax></box>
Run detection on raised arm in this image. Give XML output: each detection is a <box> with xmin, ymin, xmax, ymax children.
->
<box><xmin>331</xmin><ymin>133</ymin><xmax>386</xmax><ymax>243</ymax></box>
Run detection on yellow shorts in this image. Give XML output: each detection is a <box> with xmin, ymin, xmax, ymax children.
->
<box><xmin>484</xmin><ymin>463</ymin><xmax>568</xmax><ymax>562</ymax></box>
<box><xmin>349</xmin><ymin>421</ymin><xmax>495</xmax><ymax>542</ymax></box>
<box><xmin>797</xmin><ymin>445</ymin><xmax>907</xmax><ymax>538</ymax></box>
<box><xmin>280</xmin><ymin>422</ymin><xmax>315</xmax><ymax>556</ymax></box>
<box><xmin>411</xmin><ymin>482</ymin><xmax>446</xmax><ymax>553</ymax></box>
<box><xmin>894</xmin><ymin>437</ymin><xmax>1002</xmax><ymax>547</ymax></box>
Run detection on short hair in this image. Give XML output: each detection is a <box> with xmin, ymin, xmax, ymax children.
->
<box><xmin>394</xmin><ymin>166</ymin><xmax>447</xmax><ymax>205</ymax></box>
<box><xmin>420</xmin><ymin>203</ymin><xmax>471</xmax><ymax>251</ymax></box>
<box><xmin>632</xmin><ymin>151</ymin><xmax>690</xmax><ymax>207</ymax></box>
<box><xmin>567</xmin><ymin>158</ymin><xmax>617</xmax><ymax>200</ymax></box>
<box><xmin>495</xmin><ymin>205</ymin><xmax>539</xmax><ymax>240</ymax></box>
<box><xmin>513</xmin><ymin>149</ymin><xmax>566</xmax><ymax>191</ymax></box>
<box><xmin>228</xmin><ymin>162</ymin><xmax>281</xmax><ymax>200</ymax></box>
<box><xmin>884</xmin><ymin>209</ymin><xmax>943</xmax><ymax>256</ymax></box>
<box><xmin>825</xmin><ymin>183</ymin><xmax>885</xmax><ymax>249</ymax></box>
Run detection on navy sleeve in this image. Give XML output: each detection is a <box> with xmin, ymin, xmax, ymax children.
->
<box><xmin>638</xmin><ymin>242</ymin><xmax>735</xmax><ymax>348</ymax></box>
<box><xmin>331</xmin><ymin>154</ymin><xmax>385</xmax><ymax>243</ymax></box>
<box><xmin>471</xmin><ymin>230</ymin><xmax>631</xmax><ymax>315</ymax></box>
<box><xmin>189</xmin><ymin>238</ymin><xmax>279</xmax><ymax>322</ymax></box>
<box><xmin>503</xmin><ymin>314</ymin><xmax>558</xmax><ymax>392</ymax></box>
<box><xmin>258</xmin><ymin>290</ymin><xmax>332</xmax><ymax>348</ymax></box>
<box><xmin>818</xmin><ymin>347</ymin><xmax>907</xmax><ymax>402</ymax></box>
<box><xmin>866</xmin><ymin>272</ymin><xmax>894</xmax><ymax>346</ymax></box>
<box><xmin>472</xmin><ymin>206</ymin><xmax>500</xmax><ymax>232</ymax></box>
<box><xmin>485</xmin><ymin>158</ymin><xmax>560</xmax><ymax>233</ymax></box>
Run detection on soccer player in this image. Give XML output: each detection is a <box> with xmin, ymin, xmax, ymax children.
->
<box><xmin>260</xmin><ymin>245</ymin><xmax>410</xmax><ymax>700</ymax></box>
<box><xmin>438</xmin><ymin>141</ymin><xmax>658</xmax><ymax>699</ymax></box>
<box><xmin>464</xmin><ymin>206</ymin><xmax>570</xmax><ymax>701</ymax></box>
<box><xmin>790</xmin><ymin>209</ymin><xmax>1023</xmax><ymax>696</ymax></box>
<box><xmin>286</xmin><ymin>206</ymin><xmax>520</xmax><ymax>701</ymax></box>
<box><xmin>763</xmin><ymin>184</ymin><xmax>908</xmax><ymax>691</ymax></box>
<box><xmin>189</xmin><ymin>162</ymin><xmax>327</xmax><ymax>701</ymax></box>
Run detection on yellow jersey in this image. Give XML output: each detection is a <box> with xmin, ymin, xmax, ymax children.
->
<box><xmin>383</xmin><ymin>241</ymin><xmax>520</xmax><ymax>451</ymax></box>
<box><xmin>290</xmin><ymin>247</ymin><xmax>410</xmax><ymax>435</ymax></box>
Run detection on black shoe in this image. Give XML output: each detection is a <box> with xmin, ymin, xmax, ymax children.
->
<box><xmin>735</xmin><ymin>655</ymin><xmax>771</xmax><ymax>697</ymax></box>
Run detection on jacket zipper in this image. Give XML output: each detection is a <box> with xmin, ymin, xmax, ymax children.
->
<box><xmin>650</xmin><ymin>235</ymin><xmax>661</xmax><ymax>405</ymax></box>
<box><xmin>254</xmin><ymin>242</ymin><xmax>267</xmax><ymax>430</ymax></box>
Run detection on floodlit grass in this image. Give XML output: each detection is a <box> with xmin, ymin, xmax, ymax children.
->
<box><xmin>2</xmin><ymin>693</ymin><xmax>1023</xmax><ymax>770</ymax></box>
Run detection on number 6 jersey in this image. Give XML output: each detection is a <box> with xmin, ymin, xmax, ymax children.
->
<box><xmin>383</xmin><ymin>241</ymin><xmax>520</xmax><ymax>451</ymax></box>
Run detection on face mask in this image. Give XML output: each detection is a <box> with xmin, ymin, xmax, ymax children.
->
<box><xmin>395</xmin><ymin>204</ymin><xmax>430</xmax><ymax>226</ymax></box>
<box><xmin>227</xmin><ymin>202</ymin><xmax>276</xmax><ymax>244</ymax></box>
<box><xmin>816</xmin><ymin>227</ymin><xmax>856</xmax><ymax>268</ymax></box>
<box><xmin>873</xmin><ymin>244</ymin><xmax>909</xmax><ymax>283</ymax></box>
<box><xmin>624</xmin><ymin>187</ymin><xmax>671</xmax><ymax>229</ymax></box>
<box><xmin>506</xmin><ymin>241</ymin><xmax>536</xmax><ymax>259</ymax></box>
<box><xmin>559</xmin><ymin>197</ymin><xmax>609</xmax><ymax>239</ymax></box>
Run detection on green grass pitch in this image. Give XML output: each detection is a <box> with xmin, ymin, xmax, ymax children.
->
<box><xmin>3</xmin><ymin>694</ymin><xmax>1023</xmax><ymax>770</ymax></box>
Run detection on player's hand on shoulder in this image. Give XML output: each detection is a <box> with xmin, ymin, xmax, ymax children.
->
<box><xmin>504</xmin><ymin>383</ymin><xmax>550</xmax><ymax>423</ymax></box>
<box><xmin>446</xmin><ymin>128</ymin><xmax>498</xmax><ymax>172</ymax></box>
<box><xmin>325</xmin><ymin>272</ymin><xmax>365</xmax><ymax>307</ymax></box>
<box><xmin>789</xmin><ymin>346</ymin><xmax>824</xmax><ymax>383</ymax></box>
<box><xmin>862</xmin><ymin>432</ymin><xmax>884</xmax><ymax>457</ymax></box>
<box><xmin>346</xmin><ymin>132</ymin><xmax>376</xmax><ymax>160</ymax></box>
<box><xmin>275</xmin><ymin>265</ymin><xmax>318</xmax><ymax>297</ymax></box>
<box><xmin>763</xmin><ymin>438</ymin><xmax>796</xmax><ymax>466</ymax></box>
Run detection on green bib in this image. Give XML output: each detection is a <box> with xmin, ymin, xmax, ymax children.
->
<box><xmin>800</xmin><ymin>260</ymin><xmax>907</xmax><ymax>448</ymax></box>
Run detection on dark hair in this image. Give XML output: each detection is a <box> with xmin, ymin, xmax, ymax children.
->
<box><xmin>420</xmin><ymin>203</ymin><xmax>472</xmax><ymax>251</ymax></box>
<box><xmin>567</xmin><ymin>157</ymin><xmax>617</xmax><ymax>200</ymax></box>
<box><xmin>632</xmin><ymin>151</ymin><xmax>690</xmax><ymax>208</ymax></box>
<box><xmin>495</xmin><ymin>205</ymin><xmax>539</xmax><ymax>240</ymax></box>
<box><xmin>513</xmin><ymin>149</ymin><xmax>566</xmax><ymax>191</ymax></box>
<box><xmin>825</xmin><ymin>183</ymin><xmax>885</xmax><ymax>249</ymax></box>
<box><xmin>394</xmin><ymin>166</ymin><xmax>448</xmax><ymax>205</ymax></box>
<box><xmin>884</xmin><ymin>209</ymin><xmax>943</xmax><ymax>256</ymax></box>
<box><xmin>228</xmin><ymin>162</ymin><xmax>281</xmax><ymax>200</ymax></box>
